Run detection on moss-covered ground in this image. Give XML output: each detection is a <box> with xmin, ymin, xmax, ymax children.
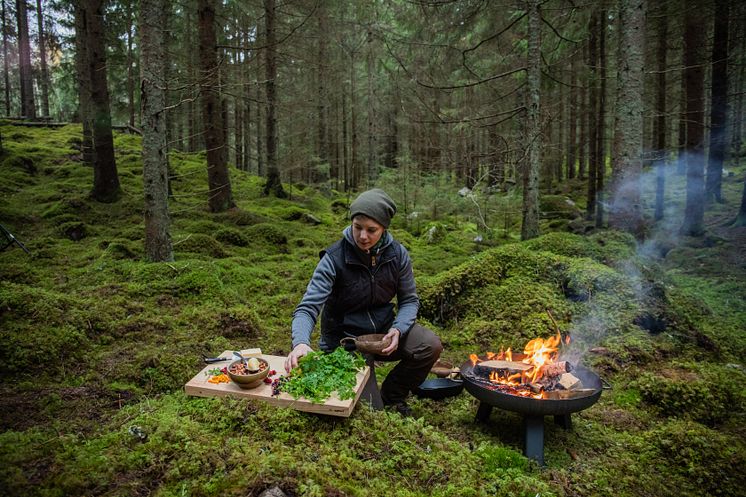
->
<box><xmin>1</xmin><ymin>123</ymin><xmax>745</xmax><ymax>496</ymax></box>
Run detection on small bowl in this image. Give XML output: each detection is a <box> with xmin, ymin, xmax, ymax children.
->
<box><xmin>226</xmin><ymin>358</ymin><xmax>270</xmax><ymax>389</ymax></box>
<box><xmin>339</xmin><ymin>334</ymin><xmax>392</xmax><ymax>354</ymax></box>
<box><xmin>431</xmin><ymin>359</ymin><xmax>455</xmax><ymax>378</ymax></box>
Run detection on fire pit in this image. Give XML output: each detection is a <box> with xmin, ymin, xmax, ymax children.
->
<box><xmin>462</xmin><ymin>333</ymin><xmax>603</xmax><ymax>465</ymax></box>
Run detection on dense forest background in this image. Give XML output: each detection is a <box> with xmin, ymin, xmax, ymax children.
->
<box><xmin>2</xmin><ymin>0</ymin><xmax>745</xmax><ymax>243</ymax></box>
<box><xmin>1</xmin><ymin>1</ymin><xmax>746</xmax><ymax>496</ymax></box>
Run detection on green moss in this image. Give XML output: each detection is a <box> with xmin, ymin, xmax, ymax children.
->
<box><xmin>173</xmin><ymin>233</ymin><xmax>229</xmax><ymax>258</ymax></box>
<box><xmin>214</xmin><ymin>227</ymin><xmax>249</xmax><ymax>247</ymax></box>
<box><xmin>245</xmin><ymin>223</ymin><xmax>289</xmax><ymax>249</ymax></box>
<box><xmin>634</xmin><ymin>362</ymin><xmax>745</xmax><ymax>425</ymax></box>
<box><xmin>539</xmin><ymin>194</ymin><xmax>581</xmax><ymax>219</ymax></box>
<box><xmin>642</xmin><ymin>420</ymin><xmax>746</xmax><ymax>497</ymax></box>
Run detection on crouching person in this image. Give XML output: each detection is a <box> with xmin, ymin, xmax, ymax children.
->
<box><xmin>284</xmin><ymin>189</ymin><xmax>442</xmax><ymax>415</ymax></box>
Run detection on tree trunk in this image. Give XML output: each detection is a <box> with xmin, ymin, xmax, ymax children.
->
<box><xmin>342</xmin><ymin>90</ymin><xmax>349</xmax><ymax>190</ymax></box>
<box><xmin>366</xmin><ymin>27</ymin><xmax>375</xmax><ymax>185</ymax></box>
<box><xmin>586</xmin><ymin>11</ymin><xmax>598</xmax><ymax>221</ymax></box>
<box><xmin>16</xmin><ymin>0</ymin><xmax>35</xmax><ymax>119</ymax></box>
<box><xmin>609</xmin><ymin>0</ymin><xmax>646</xmax><ymax>237</ymax></box>
<box><xmin>595</xmin><ymin>8</ymin><xmax>607</xmax><ymax>228</ymax></box>
<box><xmin>263</xmin><ymin>0</ymin><xmax>286</xmax><ymax>197</ymax></box>
<box><xmin>125</xmin><ymin>0</ymin><xmax>136</xmax><ymax>128</ymax></box>
<box><xmin>84</xmin><ymin>0</ymin><xmax>120</xmax><ymax>202</ymax></box>
<box><xmin>140</xmin><ymin>0</ymin><xmax>173</xmax><ymax>262</ymax></box>
<box><xmin>733</xmin><ymin>176</ymin><xmax>746</xmax><ymax>226</ymax></box>
<box><xmin>317</xmin><ymin>5</ymin><xmax>328</xmax><ymax>177</ymax></box>
<box><xmin>35</xmin><ymin>0</ymin><xmax>49</xmax><ymax>117</ymax></box>
<box><xmin>567</xmin><ymin>56</ymin><xmax>577</xmax><ymax>179</ymax></box>
<box><xmin>654</xmin><ymin>9</ymin><xmax>667</xmax><ymax>221</ymax></box>
<box><xmin>578</xmin><ymin>41</ymin><xmax>588</xmax><ymax>180</ymax></box>
<box><xmin>705</xmin><ymin>0</ymin><xmax>729</xmax><ymax>204</ymax></box>
<box><xmin>198</xmin><ymin>0</ymin><xmax>234</xmax><ymax>211</ymax></box>
<box><xmin>677</xmin><ymin>35</ymin><xmax>687</xmax><ymax>175</ymax></box>
<box><xmin>732</xmin><ymin>19</ymin><xmax>744</xmax><ymax>158</ymax></box>
<box><xmin>521</xmin><ymin>0</ymin><xmax>541</xmax><ymax>241</ymax></box>
<box><xmin>73</xmin><ymin>3</ymin><xmax>94</xmax><ymax>167</ymax></box>
<box><xmin>350</xmin><ymin>52</ymin><xmax>359</xmax><ymax>189</ymax></box>
<box><xmin>3</xmin><ymin>0</ymin><xmax>12</xmax><ymax>115</ymax></box>
<box><xmin>679</xmin><ymin>0</ymin><xmax>706</xmax><ymax>236</ymax></box>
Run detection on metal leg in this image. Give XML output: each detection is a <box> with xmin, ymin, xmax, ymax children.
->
<box><xmin>475</xmin><ymin>402</ymin><xmax>493</xmax><ymax>422</ymax></box>
<box><xmin>523</xmin><ymin>415</ymin><xmax>545</xmax><ymax>466</ymax></box>
<box><xmin>360</xmin><ymin>355</ymin><xmax>383</xmax><ymax>410</ymax></box>
<box><xmin>554</xmin><ymin>414</ymin><xmax>572</xmax><ymax>430</ymax></box>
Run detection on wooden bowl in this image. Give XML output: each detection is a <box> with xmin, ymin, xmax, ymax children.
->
<box><xmin>431</xmin><ymin>359</ymin><xmax>455</xmax><ymax>378</ymax></box>
<box><xmin>226</xmin><ymin>358</ymin><xmax>270</xmax><ymax>389</ymax></box>
<box><xmin>340</xmin><ymin>334</ymin><xmax>392</xmax><ymax>354</ymax></box>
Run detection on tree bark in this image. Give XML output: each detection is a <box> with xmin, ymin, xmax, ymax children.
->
<box><xmin>125</xmin><ymin>0</ymin><xmax>136</xmax><ymax>128</ymax></box>
<box><xmin>3</xmin><ymin>0</ymin><xmax>12</xmax><ymax>116</ymax></box>
<box><xmin>586</xmin><ymin>11</ymin><xmax>598</xmax><ymax>221</ymax></box>
<box><xmin>84</xmin><ymin>0</ymin><xmax>120</xmax><ymax>203</ymax></box>
<box><xmin>140</xmin><ymin>0</ymin><xmax>173</xmax><ymax>262</ymax></box>
<box><xmin>679</xmin><ymin>0</ymin><xmax>706</xmax><ymax>236</ymax></box>
<box><xmin>609</xmin><ymin>0</ymin><xmax>646</xmax><ymax>237</ymax></box>
<box><xmin>317</xmin><ymin>4</ymin><xmax>328</xmax><ymax>177</ymax></box>
<box><xmin>198</xmin><ymin>0</ymin><xmax>234</xmax><ymax>211</ymax></box>
<box><xmin>654</xmin><ymin>9</ymin><xmax>667</xmax><ymax>221</ymax></box>
<box><xmin>567</xmin><ymin>56</ymin><xmax>577</xmax><ymax>179</ymax></box>
<box><xmin>16</xmin><ymin>0</ymin><xmax>35</xmax><ymax>119</ymax></box>
<box><xmin>35</xmin><ymin>0</ymin><xmax>49</xmax><ymax>117</ymax></box>
<box><xmin>262</xmin><ymin>0</ymin><xmax>286</xmax><ymax>197</ymax></box>
<box><xmin>595</xmin><ymin>8</ymin><xmax>607</xmax><ymax>228</ymax></box>
<box><xmin>73</xmin><ymin>2</ymin><xmax>94</xmax><ymax>167</ymax></box>
<box><xmin>521</xmin><ymin>0</ymin><xmax>540</xmax><ymax>241</ymax></box>
<box><xmin>705</xmin><ymin>0</ymin><xmax>729</xmax><ymax>204</ymax></box>
<box><xmin>578</xmin><ymin>42</ymin><xmax>588</xmax><ymax>180</ymax></box>
<box><xmin>366</xmin><ymin>26</ymin><xmax>376</xmax><ymax>185</ymax></box>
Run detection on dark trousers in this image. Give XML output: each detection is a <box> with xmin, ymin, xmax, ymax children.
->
<box><xmin>374</xmin><ymin>323</ymin><xmax>443</xmax><ymax>405</ymax></box>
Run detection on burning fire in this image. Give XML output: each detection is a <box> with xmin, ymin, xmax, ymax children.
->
<box><xmin>470</xmin><ymin>332</ymin><xmax>569</xmax><ymax>399</ymax></box>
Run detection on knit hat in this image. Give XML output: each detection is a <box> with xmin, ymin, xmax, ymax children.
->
<box><xmin>349</xmin><ymin>189</ymin><xmax>397</xmax><ymax>228</ymax></box>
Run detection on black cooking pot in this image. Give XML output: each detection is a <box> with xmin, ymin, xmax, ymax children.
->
<box><xmin>413</xmin><ymin>378</ymin><xmax>464</xmax><ymax>400</ymax></box>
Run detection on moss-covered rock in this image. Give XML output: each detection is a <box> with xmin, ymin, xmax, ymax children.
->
<box><xmin>539</xmin><ymin>194</ymin><xmax>582</xmax><ymax>219</ymax></box>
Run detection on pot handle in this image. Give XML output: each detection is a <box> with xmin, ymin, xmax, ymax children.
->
<box><xmin>600</xmin><ymin>375</ymin><xmax>613</xmax><ymax>390</ymax></box>
<box><xmin>339</xmin><ymin>337</ymin><xmax>357</xmax><ymax>351</ymax></box>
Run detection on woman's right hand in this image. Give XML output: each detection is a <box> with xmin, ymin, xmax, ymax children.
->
<box><xmin>284</xmin><ymin>343</ymin><xmax>313</xmax><ymax>372</ymax></box>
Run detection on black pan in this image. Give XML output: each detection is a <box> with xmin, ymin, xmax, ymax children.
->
<box><xmin>413</xmin><ymin>378</ymin><xmax>464</xmax><ymax>400</ymax></box>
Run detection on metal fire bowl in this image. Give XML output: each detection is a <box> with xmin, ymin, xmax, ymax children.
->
<box><xmin>460</xmin><ymin>361</ymin><xmax>603</xmax><ymax>416</ymax></box>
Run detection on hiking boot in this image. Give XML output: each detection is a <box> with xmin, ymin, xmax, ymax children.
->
<box><xmin>385</xmin><ymin>402</ymin><xmax>412</xmax><ymax>417</ymax></box>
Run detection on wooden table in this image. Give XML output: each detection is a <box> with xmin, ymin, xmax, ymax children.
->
<box><xmin>184</xmin><ymin>350</ymin><xmax>370</xmax><ymax>417</ymax></box>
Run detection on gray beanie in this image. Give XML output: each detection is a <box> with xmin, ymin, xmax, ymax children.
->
<box><xmin>349</xmin><ymin>188</ymin><xmax>397</xmax><ymax>228</ymax></box>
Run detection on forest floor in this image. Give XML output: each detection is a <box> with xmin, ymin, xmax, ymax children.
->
<box><xmin>0</xmin><ymin>123</ymin><xmax>745</xmax><ymax>497</ymax></box>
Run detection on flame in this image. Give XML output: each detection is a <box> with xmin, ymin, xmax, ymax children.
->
<box><xmin>472</xmin><ymin>331</ymin><xmax>567</xmax><ymax>399</ymax></box>
<box><xmin>469</xmin><ymin>353</ymin><xmax>479</xmax><ymax>366</ymax></box>
<box><xmin>523</xmin><ymin>331</ymin><xmax>562</xmax><ymax>383</ymax></box>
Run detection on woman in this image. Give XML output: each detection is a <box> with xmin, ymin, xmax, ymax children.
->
<box><xmin>284</xmin><ymin>188</ymin><xmax>442</xmax><ymax>414</ymax></box>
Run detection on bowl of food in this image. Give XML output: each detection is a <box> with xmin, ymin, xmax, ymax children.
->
<box><xmin>339</xmin><ymin>334</ymin><xmax>392</xmax><ymax>354</ymax></box>
<box><xmin>227</xmin><ymin>357</ymin><xmax>270</xmax><ymax>389</ymax></box>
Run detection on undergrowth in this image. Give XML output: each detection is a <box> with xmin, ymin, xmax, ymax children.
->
<box><xmin>0</xmin><ymin>124</ymin><xmax>744</xmax><ymax>497</ymax></box>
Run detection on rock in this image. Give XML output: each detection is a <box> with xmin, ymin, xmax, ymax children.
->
<box><xmin>302</xmin><ymin>213</ymin><xmax>322</xmax><ymax>225</ymax></box>
<box><xmin>259</xmin><ymin>486</ymin><xmax>288</xmax><ymax>497</ymax></box>
<box><xmin>458</xmin><ymin>187</ymin><xmax>471</xmax><ymax>197</ymax></box>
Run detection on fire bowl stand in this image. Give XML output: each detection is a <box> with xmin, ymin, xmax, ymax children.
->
<box><xmin>475</xmin><ymin>402</ymin><xmax>571</xmax><ymax>466</ymax></box>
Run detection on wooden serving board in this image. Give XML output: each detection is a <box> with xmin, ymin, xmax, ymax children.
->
<box><xmin>184</xmin><ymin>350</ymin><xmax>370</xmax><ymax>418</ymax></box>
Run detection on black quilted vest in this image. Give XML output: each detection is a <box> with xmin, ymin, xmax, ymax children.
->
<box><xmin>319</xmin><ymin>236</ymin><xmax>403</xmax><ymax>343</ymax></box>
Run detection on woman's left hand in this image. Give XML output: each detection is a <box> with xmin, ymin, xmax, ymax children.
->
<box><xmin>380</xmin><ymin>328</ymin><xmax>400</xmax><ymax>355</ymax></box>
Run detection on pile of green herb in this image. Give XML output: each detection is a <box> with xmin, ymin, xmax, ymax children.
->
<box><xmin>280</xmin><ymin>348</ymin><xmax>366</xmax><ymax>403</ymax></box>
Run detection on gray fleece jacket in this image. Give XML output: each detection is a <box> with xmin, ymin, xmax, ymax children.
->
<box><xmin>291</xmin><ymin>226</ymin><xmax>419</xmax><ymax>350</ymax></box>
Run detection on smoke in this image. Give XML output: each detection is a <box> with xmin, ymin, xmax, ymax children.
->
<box><xmin>559</xmin><ymin>152</ymin><xmax>705</xmax><ymax>365</ymax></box>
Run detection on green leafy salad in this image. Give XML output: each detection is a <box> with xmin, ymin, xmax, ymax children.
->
<box><xmin>280</xmin><ymin>348</ymin><xmax>366</xmax><ymax>403</ymax></box>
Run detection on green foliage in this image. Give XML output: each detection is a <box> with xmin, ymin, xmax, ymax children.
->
<box><xmin>281</xmin><ymin>348</ymin><xmax>366</xmax><ymax>403</ymax></box>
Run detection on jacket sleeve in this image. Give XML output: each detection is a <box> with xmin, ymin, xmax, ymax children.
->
<box><xmin>291</xmin><ymin>254</ymin><xmax>337</xmax><ymax>349</ymax></box>
<box><xmin>392</xmin><ymin>245</ymin><xmax>419</xmax><ymax>336</ymax></box>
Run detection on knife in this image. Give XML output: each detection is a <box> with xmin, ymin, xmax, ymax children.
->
<box><xmin>202</xmin><ymin>354</ymin><xmax>231</xmax><ymax>364</ymax></box>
